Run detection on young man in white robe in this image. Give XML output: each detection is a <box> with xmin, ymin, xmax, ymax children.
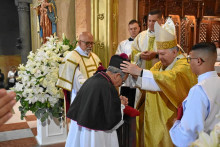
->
<box><xmin>115</xmin><ymin>19</ymin><xmax>140</xmax><ymax>107</ymax></box>
<box><xmin>169</xmin><ymin>42</ymin><xmax>220</xmax><ymax>146</ymax></box>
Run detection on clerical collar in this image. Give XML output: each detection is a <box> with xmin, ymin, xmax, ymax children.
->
<box><xmin>128</xmin><ymin>37</ymin><xmax>134</xmax><ymax>41</ymax></box>
<box><xmin>75</xmin><ymin>46</ymin><xmax>89</xmax><ymax>56</ymax></box>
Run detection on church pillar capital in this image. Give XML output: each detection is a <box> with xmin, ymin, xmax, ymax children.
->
<box><xmin>15</xmin><ymin>0</ymin><xmax>32</xmax><ymax>11</ymax></box>
<box><xmin>15</xmin><ymin>0</ymin><xmax>32</xmax><ymax>5</ymax></box>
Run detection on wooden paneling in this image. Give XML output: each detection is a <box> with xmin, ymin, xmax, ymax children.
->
<box><xmin>138</xmin><ymin>0</ymin><xmax>220</xmax><ymax>52</ymax></box>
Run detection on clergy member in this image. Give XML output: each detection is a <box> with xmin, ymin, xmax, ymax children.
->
<box><xmin>131</xmin><ymin>10</ymin><xmax>161</xmax><ymax>69</ymax></box>
<box><xmin>120</xmin><ymin>17</ymin><xmax>197</xmax><ymax>147</ymax></box>
<box><xmin>115</xmin><ymin>19</ymin><xmax>140</xmax><ymax>107</ymax></box>
<box><xmin>56</xmin><ymin>32</ymin><xmax>101</xmax><ymax>115</ymax></box>
<box><xmin>131</xmin><ymin>9</ymin><xmax>161</xmax><ymax>110</ymax></box>
<box><xmin>169</xmin><ymin>42</ymin><xmax>220</xmax><ymax>146</ymax></box>
<box><xmin>65</xmin><ymin>54</ymin><xmax>130</xmax><ymax>147</ymax></box>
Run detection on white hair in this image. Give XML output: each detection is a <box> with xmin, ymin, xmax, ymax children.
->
<box><xmin>107</xmin><ymin>66</ymin><xmax>126</xmax><ymax>79</ymax></box>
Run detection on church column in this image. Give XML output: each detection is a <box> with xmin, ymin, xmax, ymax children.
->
<box><xmin>15</xmin><ymin>0</ymin><xmax>32</xmax><ymax>64</ymax></box>
<box><xmin>91</xmin><ymin>0</ymin><xmax>119</xmax><ymax>68</ymax></box>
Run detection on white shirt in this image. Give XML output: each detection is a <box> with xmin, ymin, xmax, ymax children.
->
<box><xmin>8</xmin><ymin>71</ymin><xmax>15</xmax><ymax>83</ymax></box>
<box><xmin>116</xmin><ymin>38</ymin><xmax>134</xmax><ymax>87</ymax></box>
<box><xmin>116</xmin><ymin>38</ymin><xmax>134</xmax><ymax>57</ymax></box>
<box><xmin>169</xmin><ymin>71</ymin><xmax>220</xmax><ymax>147</ymax></box>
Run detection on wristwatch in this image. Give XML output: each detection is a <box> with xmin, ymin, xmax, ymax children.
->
<box><xmin>140</xmin><ymin>69</ymin><xmax>143</xmax><ymax>77</ymax></box>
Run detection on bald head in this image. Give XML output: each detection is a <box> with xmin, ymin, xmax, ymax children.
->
<box><xmin>78</xmin><ymin>32</ymin><xmax>94</xmax><ymax>54</ymax></box>
<box><xmin>79</xmin><ymin>32</ymin><xmax>93</xmax><ymax>40</ymax></box>
<box><xmin>189</xmin><ymin>42</ymin><xmax>217</xmax><ymax>75</ymax></box>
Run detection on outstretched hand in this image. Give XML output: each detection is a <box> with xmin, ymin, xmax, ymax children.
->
<box><xmin>0</xmin><ymin>89</ymin><xmax>16</xmax><ymax>127</ymax></box>
<box><xmin>120</xmin><ymin>61</ymin><xmax>142</xmax><ymax>76</ymax></box>
<box><xmin>120</xmin><ymin>95</ymin><xmax>128</xmax><ymax>106</ymax></box>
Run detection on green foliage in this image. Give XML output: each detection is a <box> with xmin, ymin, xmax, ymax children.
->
<box><xmin>16</xmin><ymin>92</ymin><xmax>64</xmax><ymax>123</ymax></box>
<box><xmin>62</xmin><ymin>36</ymin><xmax>78</xmax><ymax>51</ymax></box>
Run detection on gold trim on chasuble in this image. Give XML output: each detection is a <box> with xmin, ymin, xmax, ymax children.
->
<box><xmin>145</xmin><ymin>36</ymin><xmax>155</xmax><ymax>70</ymax></box>
<box><xmin>57</xmin><ymin>58</ymin><xmax>78</xmax><ymax>91</ymax></box>
<box><xmin>131</xmin><ymin>49</ymin><xmax>140</xmax><ymax>64</ymax></box>
<box><xmin>74</xmin><ymin>50</ymin><xmax>98</xmax><ymax>78</ymax></box>
<box><xmin>67</xmin><ymin>59</ymin><xmax>78</xmax><ymax>66</ymax></box>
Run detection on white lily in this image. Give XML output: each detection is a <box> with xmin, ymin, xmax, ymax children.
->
<box><xmin>13</xmin><ymin>35</ymin><xmax>72</xmax><ymax>122</ymax></box>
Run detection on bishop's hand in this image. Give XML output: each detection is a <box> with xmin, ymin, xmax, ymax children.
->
<box><xmin>120</xmin><ymin>61</ymin><xmax>142</xmax><ymax>76</ymax></box>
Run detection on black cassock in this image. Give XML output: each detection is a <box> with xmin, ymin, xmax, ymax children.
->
<box><xmin>67</xmin><ymin>71</ymin><xmax>122</xmax><ymax>131</ymax></box>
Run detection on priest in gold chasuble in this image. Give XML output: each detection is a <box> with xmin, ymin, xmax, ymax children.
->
<box><xmin>121</xmin><ymin>18</ymin><xmax>197</xmax><ymax>147</ymax></box>
<box><xmin>56</xmin><ymin>32</ymin><xmax>101</xmax><ymax>113</ymax></box>
<box><xmin>130</xmin><ymin>9</ymin><xmax>162</xmax><ymax>114</ymax></box>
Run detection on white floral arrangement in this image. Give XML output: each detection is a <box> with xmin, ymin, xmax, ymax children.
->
<box><xmin>13</xmin><ymin>35</ymin><xmax>77</xmax><ymax>122</ymax></box>
<box><xmin>191</xmin><ymin>110</ymin><xmax>220</xmax><ymax>147</ymax></box>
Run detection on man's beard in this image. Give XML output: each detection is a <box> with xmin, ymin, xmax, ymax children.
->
<box><xmin>85</xmin><ymin>48</ymin><xmax>92</xmax><ymax>54</ymax></box>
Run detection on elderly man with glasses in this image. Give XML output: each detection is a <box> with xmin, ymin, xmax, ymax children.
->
<box><xmin>57</xmin><ymin>31</ymin><xmax>101</xmax><ymax>107</ymax></box>
<box><xmin>169</xmin><ymin>42</ymin><xmax>220</xmax><ymax>146</ymax></box>
<box><xmin>56</xmin><ymin>32</ymin><xmax>101</xmax><ymax>141</ymax></box>
<box><xmin>120</xmin><ymin>18</ymin><xmax>197</xmax><ymax>147</ymax></box>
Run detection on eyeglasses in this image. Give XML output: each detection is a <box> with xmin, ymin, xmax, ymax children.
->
<box><xmin>187</xmin><ymin>55</ymin><xmax>205</xmax><ymax>63</ymax></box>
<box><xmin>80</xmin><ymin>40</ymin><xmax>95</xmax><ymax>46</ymax></box>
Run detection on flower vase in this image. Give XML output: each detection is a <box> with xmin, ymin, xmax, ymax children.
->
<box><xmin>36</xmin><ymin>116</ymin><xmax>67</xmax><ymax>145</ymax></box>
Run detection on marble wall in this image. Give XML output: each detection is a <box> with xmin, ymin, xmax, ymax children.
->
<box><xmin>118</xmin><ymin>0</ymin><xmax>137</xmax><ymax>43</ymax></box>
<box><xmin>74</xmin><ymin>0</ymin><xmax>137</xmax><ymax>44</ymax></box>
<box><xmin>56</xmin><ymin>0</ymin><xmax>76</xmax><ymax>42</ymax></box>
<box><xmin>75</xmin><ymin>0</ymin><xmax>91</xmax><ymax>39</ymax></box>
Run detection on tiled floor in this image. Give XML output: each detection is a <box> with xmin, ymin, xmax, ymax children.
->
<box><xmin>0</xmin><ymin>101</ymin><xmax>65</xmax><ymax>147</ymax></box>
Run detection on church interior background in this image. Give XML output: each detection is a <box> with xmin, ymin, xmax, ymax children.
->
<box><xmin>0</xmin><ymin>0</ymin><xmax>220</xmax><ymax>146</ymax></box>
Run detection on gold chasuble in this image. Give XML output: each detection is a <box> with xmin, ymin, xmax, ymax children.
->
<box><xmin>136</xmin><ymin>18</ymin><xmax>198</xmax><ymax>147</ymax></box>
<box><xmin>131</xmin><ymin>29</ymin><xmax>157</xmax><ymax>70</ymax></box>
<box><xmin>131</xmin><ymin>29</ymin><xmax>158</xmax><ymax>113</ymax></box>
<box><xmin>57</xmin><ymin>50</ymin><xmax>101</xmax><ymax>91</ymax></box>
<box><xmin>139</xmin><ymin>58</ymin><xmax>197</xmax><ymax>147</ymax></box>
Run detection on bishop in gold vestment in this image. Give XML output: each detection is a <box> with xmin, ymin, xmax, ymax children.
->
<box><xmin>121</xmin><ymin>18</ymin><xmax>197</xmax><ymax>147</ymax></box>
